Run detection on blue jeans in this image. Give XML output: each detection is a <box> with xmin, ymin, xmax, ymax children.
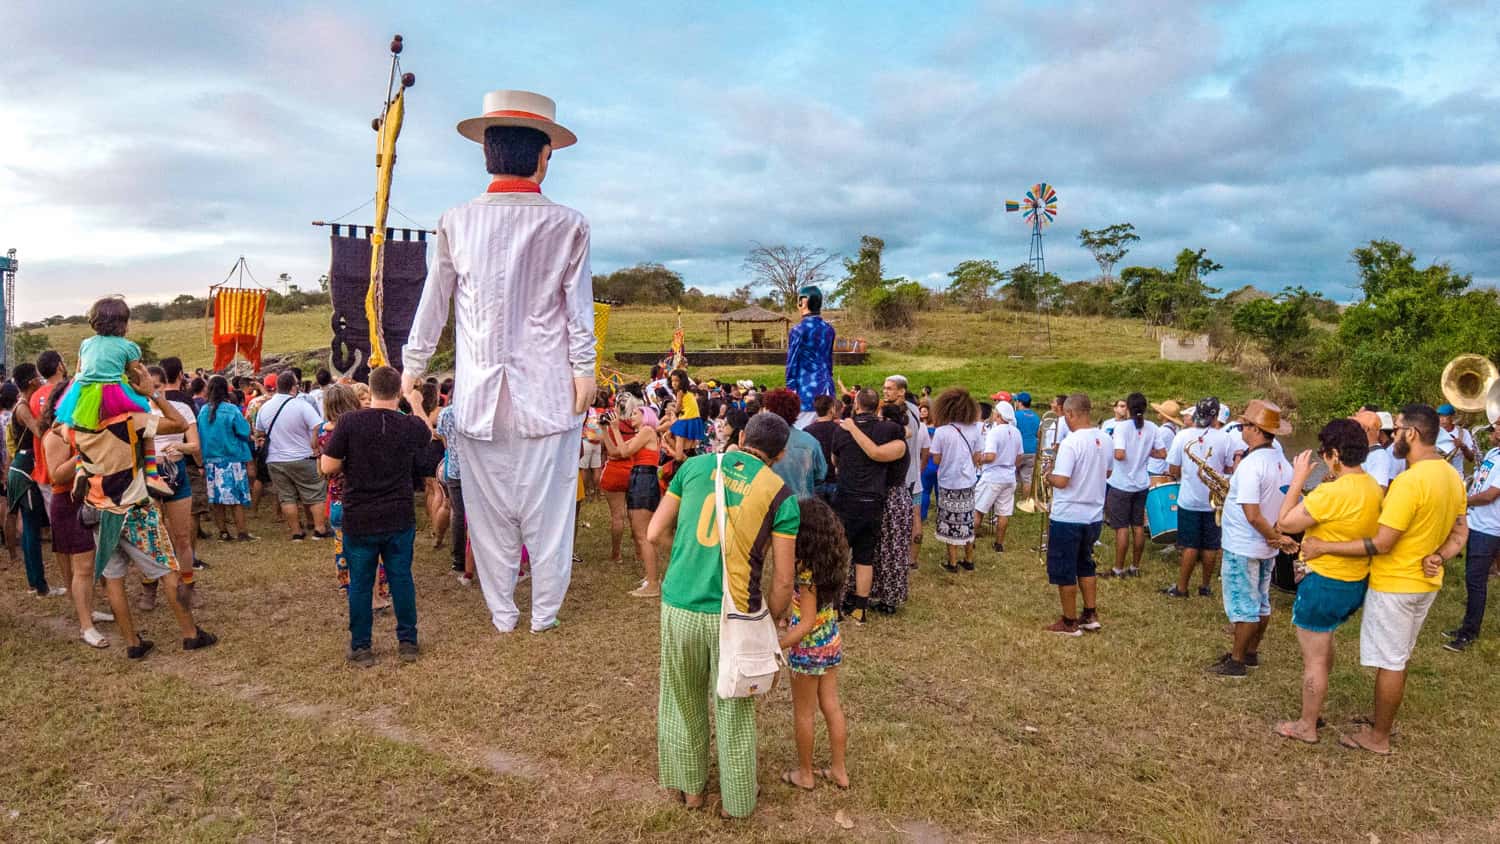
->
<box><xmin>1460</xmin><ymin>529</ymin><xmax>1500</xmax><ymax>638</ymax></box>
<box><xmin>345</xmin><ymin>526</ymin><xmax>417</xmax><ymax>651</ymax></box>
<box><xmin>19</xmin><ymin>505</ymin><xmax>48</xmax><ymax>594</ymax></box>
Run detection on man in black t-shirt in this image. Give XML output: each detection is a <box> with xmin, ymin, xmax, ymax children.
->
<box><xmin>321</xmin><ymin>366</ymin><xmax>434</xmax><ymax>667</ymax></box>
<box><xmin>803</xmin><ymin>394</ymin><xmax>841</xmax><ymax>501</ymax></box>
<box><xmin>829</xmin><ymin>389</ymin><xmax>906</xmax><ymax>624</ymax></box>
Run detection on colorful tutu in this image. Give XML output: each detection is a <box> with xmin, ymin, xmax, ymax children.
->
<box><xmin>670</xmin><ymin>416</ymin><xmax>706</xmax><ymax>443</ymax></box>
<box><xmin>55</xmin><ymin>380</ymin><xmax>151</xmax><ymax>431</ymax></box>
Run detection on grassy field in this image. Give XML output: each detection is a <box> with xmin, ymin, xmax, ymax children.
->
<box><xmin>4</xmin><ymin>498</ymin><xmax>1500</xmax><ymax>842</ymax></box>
<box><xmin>25</xmin><ymin>304</ymin><xmax>1267</xmax><ymax>414</ymax></box>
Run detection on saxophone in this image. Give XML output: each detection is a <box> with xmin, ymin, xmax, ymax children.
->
<box><xmin>1186</xmin><ymin>440</ymin><xmax>1230</xmax><ymax>525</ymax></box>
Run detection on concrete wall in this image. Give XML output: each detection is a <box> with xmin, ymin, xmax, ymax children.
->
<box><xmin>1160</xmin><ymin>333</ymin><xmax>1212</xmax><ymax>362</ymax></box>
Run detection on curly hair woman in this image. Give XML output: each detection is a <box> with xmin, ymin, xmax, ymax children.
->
<box><xmin>929</xmin><ymin>388</ymin><xmax>982</xmax><ymax>572</ymax></box>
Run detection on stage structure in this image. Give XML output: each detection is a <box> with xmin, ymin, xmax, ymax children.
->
<box><xmin>207</xmin><ymin>256</ymin><xmax>269</xmax><ymax>373</ymax></box>
<box><xmin>0</xmin><ymin>249</ymin><xmax>16</xmax><ymax>371</ymax></box>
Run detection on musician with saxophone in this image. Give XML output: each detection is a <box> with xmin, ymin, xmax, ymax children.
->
<box><xmin>1163</xmin><ymin>399</ymin><xmax>1232</xmax><ymax>598</ymax></box>
<box><xmin>1043</xmin><ymin>393</ymin><xmax>1109</xmax><ymax>637</ymax></box>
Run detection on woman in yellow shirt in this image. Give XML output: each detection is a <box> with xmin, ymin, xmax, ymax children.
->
<box><xmin>1272</xmin><ymin>418</ymin><xmax>1383</xmax><ymax>744</ymax></box>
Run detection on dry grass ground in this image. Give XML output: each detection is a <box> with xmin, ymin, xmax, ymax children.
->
<box><xmin>4</xmin><ymin>497</ymin><xmax>1500</xmax><ymax>843</ymax></box>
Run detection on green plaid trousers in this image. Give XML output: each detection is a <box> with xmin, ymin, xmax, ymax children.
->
<box><xmin>657</xmin><ymin>602</ymin><xmax>759</xmax><ymax>817</ymax></box>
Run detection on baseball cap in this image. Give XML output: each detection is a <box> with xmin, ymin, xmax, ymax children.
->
<box><xmin>1218</xmin><ymin>404</ymin><xmax>1232</xmax><ymax>424</ymax></box>
<box><xmin>1437</xmin><ymin>403</ymin><xmax>1456</xmax><ymax>416</ymax></box>
<box><xmin>264</xmin><ymin>374</ymin><xmax>277</xmax><ymax>389</ymax></box>
<box><xmin>1016</xmin><ymin>391</ymin><xmax>1031</xmax><ymax>405</ymax></box>
<box><xmin>1376</xmin><ymin>411</ymin><xmax>1395</xmax><ymax>431</ymax></box>
<box><xmin>991</xmin><ymin>390</ymin><xmax>1012</xmax><ymax>402</ymax></box>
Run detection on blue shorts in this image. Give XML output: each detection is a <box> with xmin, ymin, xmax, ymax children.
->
<box><xmin>1177</xmin><ymin>508</ymin><xmax>1221</xmax><ymax>551</ymax></box>
<box><xmin>1222</xmin><ymin>550</ymin><xmax>1274</xmax><ymax>623</ymax></box>
<box><xmin>165</xmin><ymin>458</ymin><xmax>193</xmax><ymax>502</ymax></box>
<box><xmin>1046</xmin><ymin>520</ymin><xmax>1101</xmax><ymax>586</ymax></box>
<box><xmin>1292</xmin><ymin>571</ymin><xmax>1368</xmax><ymax>633</ymax></box>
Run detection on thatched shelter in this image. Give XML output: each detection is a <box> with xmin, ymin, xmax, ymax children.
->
<box><xmin>714</xmin><ymin>304</ymin><xmax>791</xmax><ymax>348</ymax></box>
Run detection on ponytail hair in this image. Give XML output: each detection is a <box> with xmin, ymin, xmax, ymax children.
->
<box><xmin>1127</xmin><ymin>392</ymin><xmax>1147</xmax><ymax>431</ymax></box>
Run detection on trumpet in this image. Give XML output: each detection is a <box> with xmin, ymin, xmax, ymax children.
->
<box><xmin>1185</xmin><ymin>440</ymin><xmax>1230</xmax><ymax>525</ymax></box>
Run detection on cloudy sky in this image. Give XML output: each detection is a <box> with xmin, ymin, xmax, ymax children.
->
<box><xmin>3</xmin><ymin>0</ymin><xmax>1498</xmax><ymax>321</ymax></box>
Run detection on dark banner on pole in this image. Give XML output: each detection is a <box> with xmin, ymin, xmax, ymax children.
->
<box><xmin>328</xmin><ymin>231</ymin><xmax>427</xmax><ymax>381</ymax></box>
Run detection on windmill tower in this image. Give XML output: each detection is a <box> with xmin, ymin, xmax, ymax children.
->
<box><xmin>1004</xmin><ymin>184</ymin><xmax>1060</xmax><ymax>350</ymax></box>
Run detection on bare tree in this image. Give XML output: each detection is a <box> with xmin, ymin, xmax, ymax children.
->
<box><xmin>742</xmin><ymin>243</ymin><xmax>836</xmax><ymax>310</ymax></box>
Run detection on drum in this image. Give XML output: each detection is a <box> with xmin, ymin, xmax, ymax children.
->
<box><xmin>1146</xmin><ymin>482</ymin><xmax>1180</xmax><ymax>545</ymax></box>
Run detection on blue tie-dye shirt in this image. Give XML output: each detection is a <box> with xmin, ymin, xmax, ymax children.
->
<box><xmin>785</xmin><ymin>314</ymin><xmax>835</xmax><ymax>411</ymax></box>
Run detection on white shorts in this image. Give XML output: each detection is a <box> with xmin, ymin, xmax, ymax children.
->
<box><xmin>974</xmin><ymin>480</ymin><xmax>1016</xmax><ymax>516</ymax></box>
<box><xmin>1359</xmin><ymin>589</ymin><xmax>1438</xmax><ymax>671</ymax></box>
<box><xmin>579</xmin><ymin>442</ymin><xmax>602</xmax><ymax>469</ymax></box>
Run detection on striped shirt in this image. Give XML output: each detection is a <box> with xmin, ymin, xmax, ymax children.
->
<box><xmin>404</xmin><ymin>191</ymin><xmax>596</xmax><ymax>440</ymax></box>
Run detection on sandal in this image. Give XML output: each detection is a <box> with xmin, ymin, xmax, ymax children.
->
<box><xmin>815</xmin><ymin>768</ymin><xmax>851</xmax><ymax>790</ymax></box>
<box><xmin>781</xmin><ymin>770</ymin><xmax>815</xmax><ymax>791</ymax></box>
<box><xmin>81</xmin><ymin>628</ymin><xmax>109</xmax><ymax>649</ymax></box>
<box><xmin>1274</xmin><ymin>722</ymin><xmax>1318</xmax><ymax>745</ymax></box>
<box><xmin>1339</xmin><ymin>731</ymin><xmax>1392</xmax><ymax>756</ymax></box>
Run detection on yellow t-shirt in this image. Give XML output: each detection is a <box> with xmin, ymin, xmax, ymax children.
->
<box><xmin>678</xmin><ymin>391</ymin><xmax>700</xmax><ymax>421</ymax></box>
<box><xmin>1370</xmin><ymin>457</ymin><xmax>1467</xmax><ymax>593</ymax></box>
<box><xmin>1301</xmin><ymin>472</ymin><xmax>1383</xmax><ymax>581</ymax></box>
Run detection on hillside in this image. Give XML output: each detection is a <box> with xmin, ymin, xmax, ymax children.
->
<box><xmin>21</xmin><ymin>304</ymin><xmax>1262</xmax><ymax>409</ymax></box>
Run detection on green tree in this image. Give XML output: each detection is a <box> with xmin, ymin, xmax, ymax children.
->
<box><xmin>1230</xmin><ymin>288</ymin><xmax>1316</xmax><ymax>373</ymax></box>
<box><xmin>1077</xmin><ymin>223</ymin><xmax>1139</xmax><ymax>283</ymax></box>
<box><xmin>1000</xmin><ymin>264</ymin><xmax>1063</xmax><ymax>311</ymax></box>
<box><xmin>833</xmin><ymin>235</ymin><xmax>886</xmax><ymax>310</ymax></box>
<box><xmin>14</xmin><ymin>331</ymin><xmax>52</xmax><ymax>360</ymax></box>
<box><xmin>945</xmin><ymin>259</ymin><xmax>1004</xmax><ymax>312</ymax></box>
<box><xmin>592</xmin><ymin>263</ymin><xmax>686</xmax><ymax>305</ymax></box>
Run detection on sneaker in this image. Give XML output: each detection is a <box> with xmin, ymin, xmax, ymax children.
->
<box><xmin>1124</xmin><ymin>567</ymin><xmax>1141</xmax><ymax>578</ymax></box>
<box><xmin>572</xmin><ymin>553</ymin><xmax>583</xmax><ymax>564</ymax></box>
<box><xmin>291</xmin><ymin>533</ymin><xmax>307</xmax><ymax>542</ymax></box>
<box><xmin>236</xmin><ymin>532</ymin><xmax>259</xmax><ymax>542</ymax></box>
<box><xmin>398</xmin><ymin>641</ymin><xmax>420</xmax><ymax>663</ymax></box>
<box><xmin>127</xmin><ymin>638</ymin><xmax>155</xmax><ymax>660</ymax></box>
<box><xmin>992</xmin><ymin>542</ymin><xmax>1005</xmax><ymax>553</ymax></box>
<box><xmin>1046</xmin><ymin>618</ymin><xmax>1083</xmax><ymax>637</ymax></box>
<box><xmin>1206</xmin><ymin>656</ymin><xmax>1247</xmax><ymax>677</ymax></box>
<box><xmin>941</xmin><ymin>561</ymin><xmax>959</xmax><ymax>574</ymax></box>
<box><xmin>91</xmin><ymin>610</ymin><xmax>115</xmax><ymax>623</ymax></box>
<box><xmin>41</xmin><ymin>586</ymin><xmax>67</xmax><ymax>598</ymax></box>
<box><xmin>530</xmin><ymin>620</ymin><xmax>561</xmax><ymax>634</ymax></box>
<box><xmin>1079</xmin><ymin>611</ymin><xmax>1102</xmax><ymax>632</ymax></box>
<box><xmin>1098</xmin><ymin>569</ymin><xmax>1119</xmax><ymax>579</ymax></box>
<box><xmin>311</xmin><ymin>529</ymin><xmax>335</xmax><ymax>541</ymax></box>
<box><xmin>183</xmin><ymin>627</ymin><xmax>218</xmax><ymax>651</ymax></box>
<box><xmin>1444</xmin><ymin>635</ymin><xmax>1477</xmax><ymax>653</ymax></box>
<box><xmin>1198</xmin><ymin>586</ymin><xmax>1212</xmax><ymax>598</ymax></box>
<box><xmin>1442</xmin><ymin>627</ymin><xmax>1464</xmax><ymax>640</ymax></box>
<box><xmin>457</xmin><ymin>573</ymin><xmax>474</xmax><ymax>587</ymax></box>
<box><xmin>628</xmin><ymin>580</ymin><xmax>660</xmax><ymax>598</ymax></box>
<box><xmin>1160</xmin><ymin>585</ymin><xmax>1189</xmax><ymax>598</ymax></box>
<box><xmin>81</xmin><ymin>628</ymin><xmax>109</xmax><ymax>649</ymax></box>
<box><xmin>192</xmin><ymin>557</ymin><xmax>209</xmax><ymax>571</ymax></box>
<box><xmin>1243</xmin><ymin>652</ymin><xmax>1260</xmax><ymax>667</ymax></box>
<box><xmin>348</xmin><ymin>647</ymin><xmax>375</xmax><ymax>668</ymax></box>
<box><xmin>959</xmin><ymin>558</ymin><xmax>976</xmax><ymax>572</ymax></box>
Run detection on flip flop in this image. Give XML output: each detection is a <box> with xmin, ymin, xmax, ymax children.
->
<box><xmin>781</xmin><ymin>770</ymin><xmax>815</xmax><ymax>791</ymax></box>
<box><xmin>1338</xmin><ymin>732</ymin><xmax>1392</xmax><ymax>756</ymax></box>
<box><xmin>815</xmin><ymin>768</ymin><xmax>850</xmax><ymax>789</ymax></box>
<box><xmin>1274</xmin><ymin>722</ymin><xmax>1318</xmax><ymax>745</ymax></box>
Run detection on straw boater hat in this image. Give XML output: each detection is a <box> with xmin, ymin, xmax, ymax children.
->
<box><xmin>457</xmin><ymin>90</ymin><xmax>577</xmax><ymax>149</ymax></box>
<box><xmin>1240</xmin><ymin>399</ymin><xmax>1292</xmax><ymax>436</ymax></box>
<box><xmin>1151</xmin><ymin>399</ymin><xmax>1182</xmax><ymax>420</ymax></box>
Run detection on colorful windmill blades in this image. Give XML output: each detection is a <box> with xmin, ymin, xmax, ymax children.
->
<box><xmin>1023</xmin><ymin>182</ymin><xmax>1058</xmax><ymax>226</ymax></box>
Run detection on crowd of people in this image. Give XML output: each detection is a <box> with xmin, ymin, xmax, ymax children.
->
<box><xmin>10</xmin><ymin>88</ymin><xmax>1495</xmax><ymax>820</ymax></box>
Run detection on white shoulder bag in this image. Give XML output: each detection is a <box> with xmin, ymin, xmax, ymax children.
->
<box><xmin>714</xmin><ymin>453</ymin><xmax>784</xmax><ymax>699</ymax></box>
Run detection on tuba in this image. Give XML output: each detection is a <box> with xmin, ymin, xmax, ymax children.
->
<box><xmin>1185</xmin><ymin>440</ymin><xmax>1230</xmax><ymax>525</ymax></box>
<box><xmin>1440</xmin><ymin>354</ymin><xmax>1499</xmax><ymax>414</ymax></box>
<box><xmin>1017</xmin><ymin>411</ymin><xmax>1059</xmax><ymax>516</ymax></box>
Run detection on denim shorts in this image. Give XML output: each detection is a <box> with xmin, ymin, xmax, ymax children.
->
<box><xmin>1292</xmin><ymin>571</ymin><xmax>1368</xmax><ymax>633</ymax></box>
<box><xmin>1046</xmin><ymin>520</ymin><xmax>1101</xmax><ymax>586</ymax></box>
<box><xmin>625</xmin><ymin>465</ymin><xmax>661</xmax><ymax>511</ymax></box>
<box><xmin>1221</xmin><ymin>550</ymin><xmax>1274</xmax><ymax>623</ymax></box>
<box><xmin>1177</xmin><ymin>507</ymin><xmax>1222</xmax><ymax>551</ymax></box>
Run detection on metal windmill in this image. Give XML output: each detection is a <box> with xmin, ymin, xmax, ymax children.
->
<box><xmin>1005</xmin><ymin>182</ymin><xmax>1059</xmax><ymax>274</ymax></box>
<box><xmin>0</xmin><ymin>249</ymin><xmax>16</xmax><ymax>370</ymax></box>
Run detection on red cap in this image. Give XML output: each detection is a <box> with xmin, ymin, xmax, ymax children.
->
<box><xmin>991</xmin><ymin>391</ymin><xmax>1012</xmax><ymax>402</ymax></box>
<box><xmin>264</xmin><ymin>374</ymin><xmax>278</xmax><ymax>389</ymax></box>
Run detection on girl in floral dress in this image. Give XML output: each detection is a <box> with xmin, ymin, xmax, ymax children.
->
<box><xmin>779</xmin><ymin>496</ymin><xmax>851</xmax><ymax>791</ymax></box>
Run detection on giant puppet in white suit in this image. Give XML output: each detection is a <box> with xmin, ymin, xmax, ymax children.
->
<box><xmin>404</xmin><ymin>90</ymin><xmax>596</xmax><ymax>633</ymax></box>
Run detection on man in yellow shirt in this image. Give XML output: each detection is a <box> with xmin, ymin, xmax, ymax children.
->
<box><xmin>1302</xmin><ymin>405</ymin><xmax>1467</xmax><ymax>755</ymax></box>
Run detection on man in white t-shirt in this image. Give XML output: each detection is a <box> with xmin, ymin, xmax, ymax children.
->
<box><xmin>976</xmin><ymin>402</ymin><xmax>1024</xmax><ymax>552</ymax></box>
<box><xmin>1436</xmin><ymin>403</ymin><xmax>1477</xmax><ymax>477</ymax></box>
<box><xmin>1165</xmin><ymin>399</ymin><xmax>1233</xmax><ymax>598</ymax></box>
<box><xmin>1446</xmin><ymin>429</ymin><xmax>1500</xmax><ymax>652</ymax></box>
<box><xmin>254</xmin><ymin>371</ymin><xmax>329</xmax><ymax>540</ymax></box>
<box><xmin>1048</xmin><ymin>394</ymin><xmax>1071</xmax><ymax>446</ymax></box>
<box><xmin>1209</xmin><ymin>400</ymin><xmax>1295</xmax><ymax>678</ymax></box>
<box><xmin>1103</xmin><ymin>393</ymin><xmax>1163</xmax><ymax>579</ymax></box>
<box><xmin>1363</xmin><ymin>411</ymin><xmax>1404</xmax><ymax>490</ymax></box>
<box><xmin>1044</xmin><ymin>393</ymin><xmax>1109</xmax><ymax>637</ymax></box>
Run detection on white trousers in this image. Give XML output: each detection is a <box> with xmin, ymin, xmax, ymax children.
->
<box><xmin>458</xmin><ymin>389</ymin><xmax>580</xmax><ymax>633</ymax></box>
